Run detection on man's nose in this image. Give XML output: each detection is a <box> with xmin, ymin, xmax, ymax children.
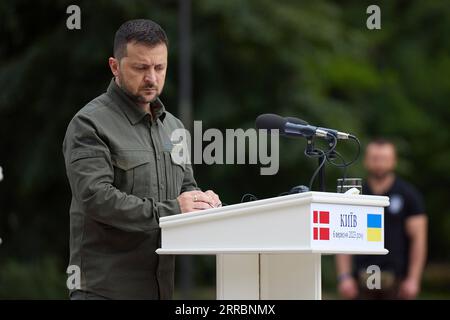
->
<box><xmin>144</xmin><ymin>68</ymin><xmax>157</xmax><ymax>83</ymax></box>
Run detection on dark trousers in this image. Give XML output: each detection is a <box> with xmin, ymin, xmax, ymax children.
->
<box><xmin>357</xmin><ymin>270</ymin><xmax>401</xmax><ymax>300</ymax></box>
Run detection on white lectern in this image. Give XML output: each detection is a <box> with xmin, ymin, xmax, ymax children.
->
<box><xmin>157</xmin><ymin>192</ymin><xmax>389</xmax><ymax>300</ymax></box>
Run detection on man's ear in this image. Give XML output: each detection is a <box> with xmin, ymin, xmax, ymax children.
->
<box><xmin>108</xmin><ymin>57</ymin><xmax>119</xmax><ymax>78</ymax></box>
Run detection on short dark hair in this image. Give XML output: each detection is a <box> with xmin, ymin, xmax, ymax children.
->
<box><xmin>113</xmin><ymin>19</ymin><xmax>168</xmax><ymax>60</ymax></box>
<box><xmin>366</xmin><ymin>137</ymin><xmax>397</xmax><ymax>154</ymax></box>
<box><xmin>368</xmin><ymin>138</ymin><xmax>395</xmax><ymax>147</ymax></box>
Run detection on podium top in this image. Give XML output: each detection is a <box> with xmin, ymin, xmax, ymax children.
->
<box><xmin>158</xmin><ymin>192</ymin><xmax>389</xmax><ymax>255</ymax></box>
<box><xmin>159</xmin><ymin>191</ymin><xmax>389</xmax><ymax>227</ymax></box>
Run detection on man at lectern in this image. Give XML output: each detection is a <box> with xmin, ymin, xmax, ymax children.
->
<box><xmin>336</xmin><ymin>138</ymin><xmax>427</xmax><ymax>300</ymax></box>
<box><xmin>63</xmin><ymin>19</ymin><xmax>221</xmax><ymax>300</ymax></box>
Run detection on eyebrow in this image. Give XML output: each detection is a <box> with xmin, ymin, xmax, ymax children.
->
<box><xmin>131</xmin><ymin>62</ymin><xmax>166</xmax><ymax>67</ymax></box>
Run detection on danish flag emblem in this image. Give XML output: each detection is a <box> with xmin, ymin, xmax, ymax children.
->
<box><xmin>313</xmin><ymin>210</ymin><xmax>330</xmax><ymax>240</ymax></box>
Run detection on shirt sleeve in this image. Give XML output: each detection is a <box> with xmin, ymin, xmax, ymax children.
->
<box><xmin>168</xmin><ymin>116</ymin><xmax>200</xmax><ymax>194</ymax></box>
<box><xmin>404</xmin><ymin>183</ymin><xmax>426</xmax><ymax>218</ymax></box>
<box><xmin>180</xmin><ymin>162</ymin><xmax>200</xmax><ymax>193</ymax></box>
<box><xmin>63</xmin><ymin>113</ymin><xmax>181</xmax><ymax>233</ymax></box>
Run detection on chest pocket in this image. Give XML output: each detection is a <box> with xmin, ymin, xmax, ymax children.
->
<box><xmin>111</xmin><ymin>150</ymin><xmax>154</xmax><ymax>198</ymax></box>
<box><xmin>164</xmin><ymin>151</ymin><xmax>186</xmax><ymax>199</ymax></box>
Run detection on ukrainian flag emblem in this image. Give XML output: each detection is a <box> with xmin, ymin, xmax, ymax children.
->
<box><xmin>367</xmin><ymin>214</ymin><xmax>382</xmax><ymax>242</ymax></box>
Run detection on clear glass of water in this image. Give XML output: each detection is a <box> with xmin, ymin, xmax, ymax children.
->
<box><xmin>337</xmin><ymin>178</ymin><xmax>363</xmax><ymax>194</ymax></box>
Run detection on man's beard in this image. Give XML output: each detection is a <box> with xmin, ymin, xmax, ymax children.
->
<box><xmin>118</xmin><ymin>77</ymin><xmax>158</xmax><ymax>104</ymax></box>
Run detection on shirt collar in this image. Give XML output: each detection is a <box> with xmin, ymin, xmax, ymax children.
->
<box><xmin>106</xmin><ymin>78</ymin><xmax>166</xmax><ymax>125</ymax></box>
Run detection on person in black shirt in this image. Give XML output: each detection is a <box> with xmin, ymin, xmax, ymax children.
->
<box><xmin>336</xmin><ymin>139</ymin><xmax>428</xmax><ymax>299</ymax></box>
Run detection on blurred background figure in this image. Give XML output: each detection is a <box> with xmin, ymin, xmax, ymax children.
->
<box><xmin>336</xmin><ymin>139</ymin><xmax>428</xmax><ymax>299</ymax></box>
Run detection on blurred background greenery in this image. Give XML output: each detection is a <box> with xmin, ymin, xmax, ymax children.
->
<box><xmin>0</xmin><ymin>0</ymin><xmax>449</xmax><ymax>299</ymax></box>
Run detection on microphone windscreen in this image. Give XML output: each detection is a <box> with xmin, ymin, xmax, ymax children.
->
<box><xmin>255</xmin><ymin>113</ymin><xmax>286</xmax><ymax>133</ymax></box>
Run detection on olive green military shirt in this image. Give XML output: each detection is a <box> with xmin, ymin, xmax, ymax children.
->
<box><xmin>62</xmin><ymin>79</ymin><xmax>198</xmax><ymax>299</ymax></box>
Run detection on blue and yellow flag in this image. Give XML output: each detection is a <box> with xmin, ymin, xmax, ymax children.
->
<box><xmin>367</xmin><ymin>214</ymin><xmax>382</xmax><ymax>242</ymax></box>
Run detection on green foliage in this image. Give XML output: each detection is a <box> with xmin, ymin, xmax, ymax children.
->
<box><xmin>0</xmin><ymin>256</ymin><xmax>67</xmax><ymax>299</ymax></box>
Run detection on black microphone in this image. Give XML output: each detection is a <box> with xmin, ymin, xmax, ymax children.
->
<box><xmin>255</xmin><ymin>113</ymin><xmax>316</xmax><ymax>137</ymax></box>
<box><xmin>255</xmin><ymin>113</ymin><xmax>286</xmax><ymax>133</ymax></box>
<box><xmin>285</xmin><ymin>116</ymin><xmax>308</xmax><ymax>126</ymax></box>
<box><xmin>283</xmin><ymin>115</ymin><xmax>351</xmax><ymax>139</ymax></box>
<box><xmin>283</xmin><ymin>116</ymin><xmax>314</xmax><ymax>138</ymax></box>
<box><xmin>287</xmin><ymin>121</ymin><xmax>351</xmax><ymax>140</ymax></box>
<box><xmin>256</xmin><ymin>113</ymin><xmax>352</xmax><ymax>140</ymax></box>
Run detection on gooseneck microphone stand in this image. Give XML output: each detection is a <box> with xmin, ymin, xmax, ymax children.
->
<box><xmin>306</xmin><ymin>137</ymin><xmax>337</xmax><ymax>192</ymax></box>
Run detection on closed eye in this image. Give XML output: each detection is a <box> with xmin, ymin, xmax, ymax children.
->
<box><xmin>133</xmin><ymin>65</ymin><xmax>148</xmax><ymax>71</ymax></box>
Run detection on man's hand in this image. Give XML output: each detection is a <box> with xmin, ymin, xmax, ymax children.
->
<box><xmin>335</xmin><ymin>255</ymin><xmax>358</xmax><ymax>299</ymax></box>
<box><xmin>398</xmin><ymin>277</ymin><xmax>420</xmax><ymax>299</ymax></box>
<box><xmin>338</xmin><ymin>277</ymin><xmax>359</xmax><ymax>299</ymax></box>
<box><xmin>204</xmin><ymin>190</ymin><xmax>221</xmax><ymax>208</ymax></box>
<box><xmin>177</xmin><ymin>190</ymin><xmax>221</xmax><ymax>213</ymax></box>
